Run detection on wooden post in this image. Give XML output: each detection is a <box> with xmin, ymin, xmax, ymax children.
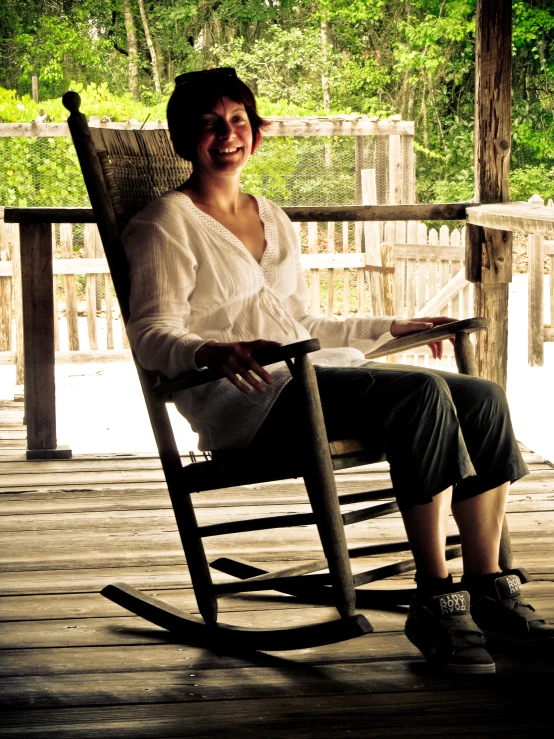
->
<box><xmin>308</xmin><ymin>222</ymin><xmax>320</xmax><ymax>313</ymax></box>
<box><xmin>326</xmin><ymin>222</ymin><xmax>335</xmax><ymax>317</ymax></box>
<box><xmin>528</xmin><ymin>232</ymin><xmax>544</xmax><ymax>366</ymax></box>
<box><xmin>19</xmin><ymin>222</ymin><xmax>71</xmax><ymax>459</ymax></box>
<box><xmin>375</xmin><ymin>136</ymin><xmax>387</xmax><ymax>206</ymax></box>
<box><xmin>51</xmin><ymin>224</ymin><xmax>59</xmax><ymax>352</ymax></box>
<box><xmin>403</xmin><ymin>133</ymin><xmax>416</xmax><ymax>205</ymax></box>
<box><xmin>0</xmin><ymin>221</ymin><xmax>12</xmax><ymax>351</ymax></box>
<box><xmin>60</xmin><ymin>223</ymin><xmax>80</xmax><ymax>351</ymax></box>
<box><xmin>342</xmin><ymin>222</ymin><xmax>350</xmax><ymax>318</ymax></box>
<box><xmin>32</xmin><ymin>76</ymin><xmax>39</xmax><ymax>103</ymax></box>
<box><xmin>105</xmin><ymin>273</ymin><xmax>115</xmax><ymax>349</ymax></box>
<box><xmin>354</xmin><ymin>136</ymin><xmax>363</xmax><ymax>205</ymax></box>
<box><xmin>550</xmin><ymin>253</ymin><xmax>554</xmax><ymax>327</ymax></box>
<box><xmin>362</xmin><ymin>169</ymin><xmax>384</xmax><ymax>315</ymax></box>
<box><xmin>11</xmin><ymin>224</ymin><xmax>24</xmax><ymax>386</ymax></box>
<box><xmin>95</xmin><ymin>226</ymin><xmax>103</xmax><ymax>312</ymax></box>
<box><xmin>355</xmin><ymin>221</ymin><xmax>365</xmax><ymax>316</ymax></box>
<box><xmin>388</xmin><ymin>124</ymin><xmax>402</xmax><ymax>206</ymax></box>
<box><xmin>84</xmin><ymin>223</ymin><xmax>98</xmax><ymax>349</ymax></box>
<box><xmin>468</xmin><ymin>0</ymin><xmax>512</xmax><ymax>389</ymax></box>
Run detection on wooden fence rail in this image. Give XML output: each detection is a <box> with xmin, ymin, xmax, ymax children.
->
<box><xmin>0</xmin><ymin>218</ymin><xmax>473</xmax><ymax>374</ymax></box>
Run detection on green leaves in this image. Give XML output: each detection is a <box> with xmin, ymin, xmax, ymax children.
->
<box><xmin>2</xmin><ymin>1</ymin><xmax>554</xmax><ymax>209</ymax></box>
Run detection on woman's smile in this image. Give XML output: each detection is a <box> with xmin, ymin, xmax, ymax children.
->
<box><xmin>212</xmin><ymin>146</ymin><xmax>242</xmax><ymax>155</ymax></box>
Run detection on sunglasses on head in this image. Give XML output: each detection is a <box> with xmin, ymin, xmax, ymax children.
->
<box><xmin>174</xmin><ymin>68</ymin><xmax>237</xmax><ymax>86</ymax></box>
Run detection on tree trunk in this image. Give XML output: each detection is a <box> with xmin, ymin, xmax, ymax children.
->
<box><xmin>123</xmin><ymin>0</ymin><xmax>140</xmax><ymax>101</ymax></box>
<box><xmin>321</xmin><ymin>12</ymin><xmax>332</xmax><ymax>167</ymax></box>
<box><xmin>420</xmin><ymin>78</ymin><xmax>428</xmax><ymax>149</ymax></box>
<box><xmin>320</xmin><ymin>14</ymin><xmax>331</xmax><ymax>113</ymax></box>
<box><xmin>137</xmin><ymin>0</ymin><xmax>162</xmax><ymax>94</ymax></box>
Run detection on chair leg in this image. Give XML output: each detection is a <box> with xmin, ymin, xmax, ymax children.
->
<box><xmin>454</xmin><ymin>331</ymin><xmax>478</xmax><ymax>376</ymax></box>
<box><xmin>139</xmin><ymin>369</ymin><xmax>218</xmax><ymax>624</ymax></box>
<box><xmin>293</xmin><ymin>354</ymin><xmax>357</xmax><ymax>618</ymax></box>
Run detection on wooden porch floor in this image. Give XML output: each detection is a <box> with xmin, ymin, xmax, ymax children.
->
<box><xmin>1</xmin><ymin>398</ymin><xmax>553</xmax><ymax>738</ymax></box>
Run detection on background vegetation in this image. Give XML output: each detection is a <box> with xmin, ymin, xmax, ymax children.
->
<box><xmin>2</xmin><ymin>0</ymin><xmax>554</xmax><ymax>207</ymax></box>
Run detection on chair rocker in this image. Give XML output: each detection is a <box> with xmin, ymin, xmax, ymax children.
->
<box><xmin>63</xmin><ymin>91</ymin><xmax>509</xmax><ymax>652</ymax></box>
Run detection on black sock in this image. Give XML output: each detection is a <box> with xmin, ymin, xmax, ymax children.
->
<box><xmin>460</xmin><ymin>571</ymin><xmax>502</xmax><ymax>597</ymax></box>
<box><xmin>415</xmin><ymin>573</ymin><xmax>454</xmax><ymax>598</ymax></box>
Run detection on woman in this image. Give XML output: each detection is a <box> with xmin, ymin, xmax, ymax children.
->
<box><xmin>122</xmin><ymin>68</ymin><xmax>552</xmax><ymax>672</ymax></box>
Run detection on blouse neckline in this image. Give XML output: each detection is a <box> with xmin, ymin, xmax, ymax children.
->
<box><xmin>173</xmin><ymin>191</ymin><xmax>278</xmax><ymax>284</ymax></box>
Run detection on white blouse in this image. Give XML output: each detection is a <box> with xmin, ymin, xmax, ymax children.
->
<box><xmin>122</xmin><ymin>191</ymin><xmax>394</xmax><ymax>450</ymax></box>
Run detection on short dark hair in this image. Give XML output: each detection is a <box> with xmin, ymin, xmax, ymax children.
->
<box><xmin>167</xmin><ymin>69</ymin><xmax>269</xmax><ymax>162</ymax></box>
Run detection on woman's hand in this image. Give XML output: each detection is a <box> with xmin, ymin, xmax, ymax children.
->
<box><xmin>195</xmin><ymin>339</ymin><xmax>282</xmax><ymax>394</ymax></box>
<box><xmin>390</xmin><ymin>316</ymin><xmax>457</xmax><ymax>360</ymax></box>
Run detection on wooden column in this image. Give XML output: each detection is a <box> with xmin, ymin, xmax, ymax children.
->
<box><xmin>467</xmin><ymin>0</ymin><xmax>512</xmax><ymax>389</ymax></box>
<box><xmin>19</xmin><ymin>222</ymin><xmax>71</xmax><ymax>459</ymax></box>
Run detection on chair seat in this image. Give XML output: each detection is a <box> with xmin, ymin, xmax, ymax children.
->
<box><xmin>194</xmin><ymin>440</ymin><xmax>386</xmax><ymax>493</ymax></box>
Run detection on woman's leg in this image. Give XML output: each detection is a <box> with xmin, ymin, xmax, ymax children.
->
<box><xmin>400</xmin><ymin>486</ymin><xmax>452</xmax><ymax>579</ymax></box>
<box><xmin>452</xmin><ymin>481</ymin><xmax>510</xmax><ymax>576</ymax></box>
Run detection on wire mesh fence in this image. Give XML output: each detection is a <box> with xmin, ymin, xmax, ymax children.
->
<box><xmin>0</xmin><ymin>118</ymin><xmax>415</xmax><ymax>210</ymax></box>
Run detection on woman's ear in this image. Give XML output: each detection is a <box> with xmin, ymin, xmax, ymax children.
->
<box><xmin>251</xmin><ymin>129</ymin><xmax>261</xmax><ymax>154</ymax></box>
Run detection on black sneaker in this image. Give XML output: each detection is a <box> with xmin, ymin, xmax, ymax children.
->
<box><xmin>469</xmin><ymin>569</ymin><xmax>554</xmax><ymax>647</ymax></box>
<box><xmin>405</xmin><ymin>590</ymin><xmax>496</xmax><ymax>674</ymax></box>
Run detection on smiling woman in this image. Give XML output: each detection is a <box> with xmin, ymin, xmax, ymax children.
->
<box><xmin>121</xmin><ymin>68</ymin><xmax>548</xmax><ymax>674</ymax></box>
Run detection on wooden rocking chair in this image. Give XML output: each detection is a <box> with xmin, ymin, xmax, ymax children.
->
<box><xmin>63</xmin><ymin>91</ymin><xmax>505</xmax><ymax>651</ymax></box>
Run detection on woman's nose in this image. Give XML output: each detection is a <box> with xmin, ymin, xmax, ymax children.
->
<box><xmin>216</xmin><ymin>120</ymin><xmax>235</xmax><ymax>138</ymax></box>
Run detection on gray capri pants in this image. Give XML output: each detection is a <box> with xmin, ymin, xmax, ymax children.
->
<box><xmin>248</xmin><ymin>363</ymin><xmax>529</xmax><ymax>510</ymax></box>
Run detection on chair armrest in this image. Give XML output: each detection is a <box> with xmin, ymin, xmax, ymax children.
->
<box><xmin>364</xmin><ymin>317</ymin><xmax>488</xmax><ymax>360</ymax></box>
<box><xmin>154</xmin><ymin>338</ymin><xmax>321</xmax><ymax>397</ymax></box>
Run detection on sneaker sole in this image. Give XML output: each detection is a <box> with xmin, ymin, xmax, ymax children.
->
<box><xmin>405</xmin><ymin>627</ymin><xmax>496</xmax><ymax>674</ymax></box>
<box><xmin>482</xmin><ymin>629</ymin><xmax>554</xmax><ymax>648</ymax></box>
<box><xmin>443</xmin><ymin>661</ymin><xmax>496</xmax><ymax>675</ymax></box>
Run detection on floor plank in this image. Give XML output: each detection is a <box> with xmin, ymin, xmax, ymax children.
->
<box><xmin>1</xmin><ymin>401</ymin><xmax>553</xmax><ymax>739</ymax></box>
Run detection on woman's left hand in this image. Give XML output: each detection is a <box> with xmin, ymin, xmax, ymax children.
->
<box><xmin>390</xmin><ymin>316</ymin><xmax>457</xmax><ymax>360</ymax></box>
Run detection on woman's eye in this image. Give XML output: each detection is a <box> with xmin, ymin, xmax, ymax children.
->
<box><xmin>200</xmin><ymin>119</ymin><xmax>215</xmax><ymax>129</ymax></box>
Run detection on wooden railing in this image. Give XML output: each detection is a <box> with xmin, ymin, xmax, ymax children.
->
<box><xmin>2</xmin><ymin>202</ymin><xmax>474</xmax><ymax>459</ymax></box>
<box><xmin>0</xmin><ymin>210</ymin><xmax>472</xmax><ymax>377</ymax></box>
<box><xmin>9</xmin><ymin>200</ymin><xmax>553</xmax><ymax>459</ymax></box>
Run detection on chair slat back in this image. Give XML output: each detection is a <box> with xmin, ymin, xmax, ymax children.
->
<box><xmin>63</xmin><ymin>92</ymin><xmax>191</xmax><ymax>322</ymax></box>
<box><xmin>90</xmin><ymin>128</ymin><xmax>192</xmax><ymax>230</ymax></box>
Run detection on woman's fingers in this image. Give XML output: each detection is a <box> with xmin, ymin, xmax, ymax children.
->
<box><xmin>223</xmin><ymin>367</ymin><xmax>252</xmax><ymax>394</ymax></box>
<box><xmin>227</xmin><ymin>350</ymin><xmax>271</xmax><ymax>393</ymax></box>
<box><xmin>428</xmin><ymin>341</ymin><xmax>444</xmax><ymax>360</ymax></box>
<box><xmin>197</xmin><ymin>339</ymin><xmax>281</xmax><ymax>393</ymax></box>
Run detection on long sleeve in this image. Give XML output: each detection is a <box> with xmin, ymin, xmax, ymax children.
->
<box><xmin>121</xmin><ymin>192</ymin><xmax>397</xmax><ymax>451</ymax></box>
<box><xmin>281</xmin><ymin>213</ymin><xmax>396</xmax><ymax>355</ymax></box>
<box><xmin>123</xmin><ymin>216</ymin><xmax>208</xmax><ymax>378</ymax></box>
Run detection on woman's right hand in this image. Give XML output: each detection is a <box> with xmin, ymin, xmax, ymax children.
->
<box><xmin>195</xmin><ymin>339</ymin><xmax>282</xmax><ymax>394</ymax></box>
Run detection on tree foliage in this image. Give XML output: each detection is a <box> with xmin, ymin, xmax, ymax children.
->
<box><xmin>2</xmin><ymin>1</ymin><xmax>554</xmax><ymax>204</ymax></box>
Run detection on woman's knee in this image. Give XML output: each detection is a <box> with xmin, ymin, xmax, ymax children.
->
<box><xmin>459</xmin><ymin>377</ymin><xmax>509</xmax><ymax>420</ymax></box>
<box><xmin>384</xmin><ymin>370</ymin><xmax>455</xmax><ymax>430</ymax></box>
<box><xmin>401</xmin><ymin>370</ymin><xmax>452</xmax><ymax>410</ymax></box>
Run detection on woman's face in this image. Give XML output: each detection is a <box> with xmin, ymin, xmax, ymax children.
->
<box><xmin>192</xmin><ymin>96</ymin><xmax>254</xmax><ymax>178</ymax></box>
